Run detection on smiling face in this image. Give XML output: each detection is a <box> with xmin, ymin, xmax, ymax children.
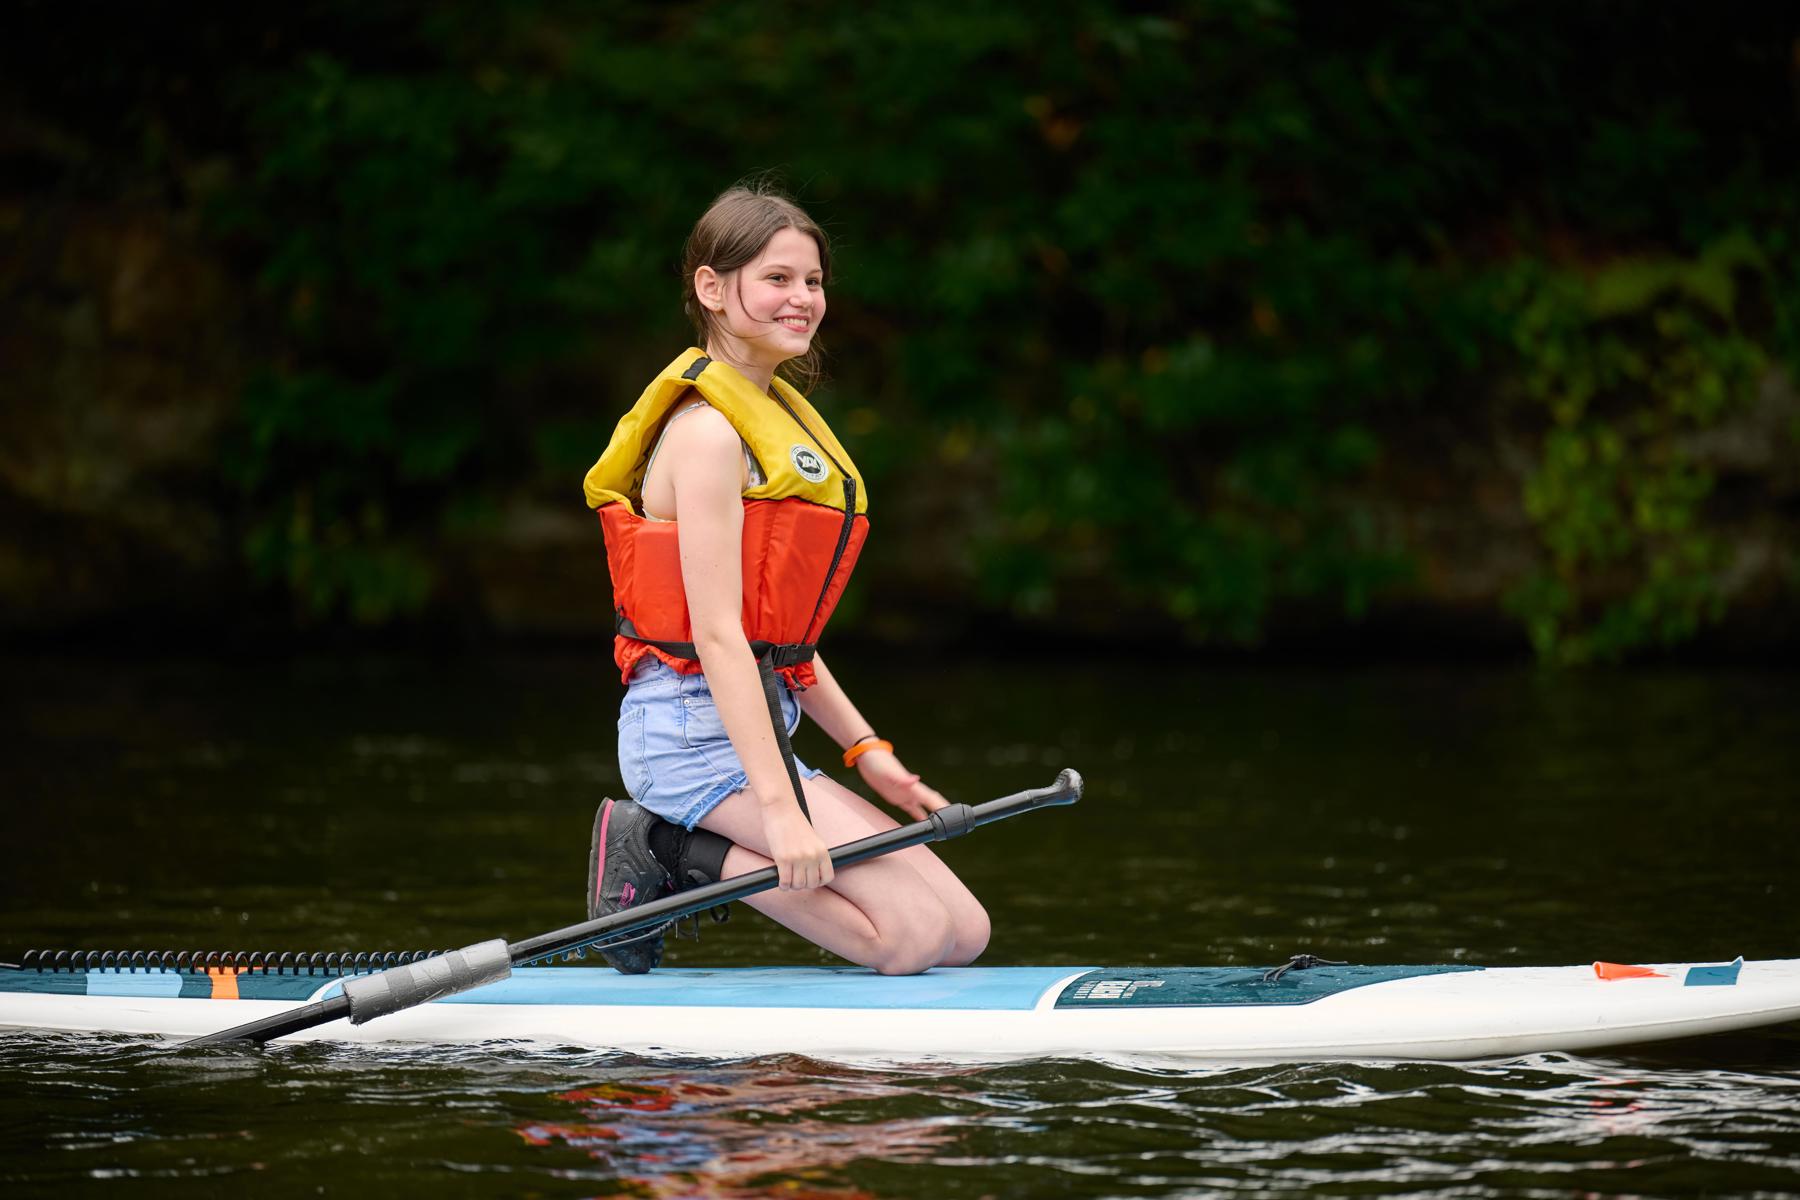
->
<box><xmin>696</xmin><ymin>226</ymin><xmax>827</xmax><ymax>379</ymax></box>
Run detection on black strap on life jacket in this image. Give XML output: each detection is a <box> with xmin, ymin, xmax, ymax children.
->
<box><xmin>617</xmin><ymin>356</ymin><xmax>860</xmax><ymax>828</ymax></box>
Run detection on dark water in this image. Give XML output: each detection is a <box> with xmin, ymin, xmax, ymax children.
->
<box><xmin>1</xmin><ymin>653</ymin><xmax>1797</xmax><ymax>1196</ymax></box>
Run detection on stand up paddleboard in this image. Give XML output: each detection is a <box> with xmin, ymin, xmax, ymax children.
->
<box><xmin>9</xmin><ymin>776</ymin><xmax>1792</xmax><ymax>1063</ymax></box>
<box><xmin>4</xmin><ymin>954</ymin><xmax>1795</xmax><ymax>1063</ymax></box>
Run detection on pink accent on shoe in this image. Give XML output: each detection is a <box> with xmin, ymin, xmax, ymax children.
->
<box><xmin>621</xmin><ymin>881</ymin><xmax>637</xmax><ymax>906</ymax></box>
<box><xmin>594</xmin><ymin>799</ymin><xmax>614</xmax><ymax>909</ymax></box>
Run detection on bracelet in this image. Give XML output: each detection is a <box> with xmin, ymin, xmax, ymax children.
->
<box><xmin>842</xmin><ymin>738</ymin><xmax>893</xmax><ymax>768</ymax></box>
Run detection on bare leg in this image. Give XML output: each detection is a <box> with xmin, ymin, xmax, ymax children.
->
<box><xmin>697</xmin><ymin>774</ymin><xmax>990</xmax><ymax>974</ymax></box>
<box><xmin>800</xmin><ymin>774</ymin><xmax>991</xmax><ymax>965</ymax></box>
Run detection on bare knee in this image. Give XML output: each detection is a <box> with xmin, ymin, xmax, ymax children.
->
<box><xmin>868</xmin><ymin>901</ymin><xmax>957</xmax><ymax>976</ymax></box>
<box><xmin>870</xmin><ymin>937</ymin><xmax>949</xmax><ymax>976</ymax></box>
<box><xmin>943</xmin><ymin>903</ymin><xmax>991</xmax><ymax>967</ymax></box>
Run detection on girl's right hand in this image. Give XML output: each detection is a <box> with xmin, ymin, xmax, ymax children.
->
<box><xmin>764</xmin><ymin>804</ymin><xmax>834</xmax><ymax>890</ymax></box>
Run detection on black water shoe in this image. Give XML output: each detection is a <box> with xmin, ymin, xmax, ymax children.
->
<box><xmin>587</xmin><ymin>797</ymin><xmax>672</xmax><ymax>974</ymax></box>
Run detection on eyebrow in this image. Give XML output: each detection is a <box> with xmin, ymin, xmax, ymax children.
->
<box><xmin>759</xmin><ymin>262</ymin><xmax>822</xmax><ymax>273</ymax></box>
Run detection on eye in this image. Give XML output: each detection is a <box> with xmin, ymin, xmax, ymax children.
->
<box><xmin>807</xmin><ymin>277</ymin><xmax>822</xmax><ymax>288</ymax></box>
<box><xmin>768</xmin><ymin>273</ymin><xmax>787</xmax><ymax>283</ymax></box>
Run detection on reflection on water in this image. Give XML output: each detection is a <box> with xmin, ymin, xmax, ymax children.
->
<box><xmin>0</xmin><ymin>1024</ymin><xmax>1798</xmax><ymax>1195</ymax></box>
<box><xmin>0</xmin><ymin>654</ymin><xmax>1797</xmax><ymax>1196</ymax></box>
<box><xmin>517</xmin><ymin>1065</ymin><xmax>958</xmax><ymax>1198</ymax></box>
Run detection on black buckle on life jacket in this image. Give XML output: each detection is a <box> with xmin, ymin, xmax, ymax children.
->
<box><xmin>753</xmin><ymin>641</ymin><xmax>816</xmax><ymax>669</ymax></box>
<box><xmin>618</xmin><ymin>614</ymin><xmax>815</xmax><ymax>672</ymax></box>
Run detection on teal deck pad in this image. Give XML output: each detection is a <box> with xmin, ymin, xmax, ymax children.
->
<box><xmin>1054</xmin><ymin>965</ymin><xmax>1483</xmax><ymax>1009</ymax></box>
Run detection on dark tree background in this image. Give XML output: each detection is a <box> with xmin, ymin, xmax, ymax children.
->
<box><xmin>5</xmin><ymin>1</ymin><xmax>1798</xmax><ymax>661</ymax></box>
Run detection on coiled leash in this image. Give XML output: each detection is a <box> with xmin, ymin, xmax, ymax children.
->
<box><xmin>1262</xmin><ymin>954</ymin><xmax>1349</xmax><ymax>984</ymax></box>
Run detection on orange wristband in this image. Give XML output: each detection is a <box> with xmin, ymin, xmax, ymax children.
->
<box><xmin>842</xmin><ymin>738</ymin><xmax>893</xmax><ymax>768</ymax></box>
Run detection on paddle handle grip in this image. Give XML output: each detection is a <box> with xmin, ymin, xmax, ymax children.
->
<box><xmin>971</xmin><ymin>768</ymin><xmax>1084</xmax><ymax>820</ymax></box>
<box><xmin>924</xmin><ymin>769</ymin><xmax>1084</xmax><ymax>840</ymax></box>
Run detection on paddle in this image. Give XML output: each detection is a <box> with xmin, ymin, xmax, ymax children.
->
<box><xmin>184</xmin><ymin>768</ymin><xmax>1082</xmax><ymax>1048</ymax></box>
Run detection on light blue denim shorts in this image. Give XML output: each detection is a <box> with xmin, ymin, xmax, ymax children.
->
<box><xmin>617</xmin><ymin>657</ymin><xmax>823</xmax><ymax>830</ymax></box>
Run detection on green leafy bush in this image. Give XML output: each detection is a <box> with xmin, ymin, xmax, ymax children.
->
<box><xmin>87</xmin><ymin>0</ymin><xmax>1789</xmax><ymax>654</ymax></box>
<box><xmin>1504</xmin><ymin>236</ymin><xmax>1775</xmax><ymax>662</ymax></box>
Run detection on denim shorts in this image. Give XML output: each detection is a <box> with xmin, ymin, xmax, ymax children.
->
<box><xmin>617</xmin><ymin>657</ymin><xmax>823</xmax><ymax>830</ymax></box>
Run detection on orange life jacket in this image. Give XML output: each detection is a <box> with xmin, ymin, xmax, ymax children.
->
<box><xmin>583</xmin><ymin>349</ymin><xmax>870</xmax><ymax>690</ymax></box>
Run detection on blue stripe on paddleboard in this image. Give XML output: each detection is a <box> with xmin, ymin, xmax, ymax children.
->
<box><xmin>407</xmin><ymin>966</ymin><xmax>1089</xmax><ymax>1010</ymax></box>
<box><xmin>84</xmin><ymin>973</ymin><xmax>185</xmax><ymax>998</ymax></box>
<box><xmin>0</xmin><ymin>970</ymin><xmax>189</xmax><ymax>999</ymax></box>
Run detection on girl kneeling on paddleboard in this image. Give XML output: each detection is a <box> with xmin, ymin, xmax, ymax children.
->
<box><xmin>582</xmin><ymin>184</ymin><xmax>989</xmax><ymax>975</ymax></box>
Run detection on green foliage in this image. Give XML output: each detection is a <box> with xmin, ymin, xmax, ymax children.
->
<box><xmin>166</xmin><ymin>0</ymin><xmax>1797</xmax><ymax>650</ymax></box>
<box><xmin>1503</xmin><ymin>238</ymin><xmax>1772</xmax><ymax>663</ymax></box>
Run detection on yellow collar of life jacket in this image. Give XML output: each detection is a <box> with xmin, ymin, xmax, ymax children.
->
<box><xmin>584</xmin><ymin>349</ymin><xmax>868</xmax><ymax>516</ymax></box>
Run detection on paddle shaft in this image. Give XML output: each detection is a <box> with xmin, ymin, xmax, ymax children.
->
<box><xmin>185</xmin><ymin>769</ymin><xmax>1081</xmax><ymax>1048</ymax></box>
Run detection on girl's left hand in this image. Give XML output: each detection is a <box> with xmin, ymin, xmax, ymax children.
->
<box><xmin>855</xmin><ymin>748</ymin><xmax>947</xmax><ymax>820</ymax></box>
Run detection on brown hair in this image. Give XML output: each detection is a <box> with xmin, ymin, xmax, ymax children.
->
<box><xmin>682</xmin><ymin>181</ymin><xmax>831</xmax><ymax>392</ymax></box>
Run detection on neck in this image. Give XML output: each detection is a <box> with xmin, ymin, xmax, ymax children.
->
<box><xmin>704</xmin><ymin>341</ymin><xmax>776</xmax><ymax>394</ymax></box>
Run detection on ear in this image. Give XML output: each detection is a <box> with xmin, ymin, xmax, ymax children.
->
<box><xmin>694</xmin><ymin>266</ymin><xmax>725</xmax><ymax>314</ymax></box>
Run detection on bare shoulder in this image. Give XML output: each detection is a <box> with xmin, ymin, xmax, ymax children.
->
<box><xmin>661</xmin><ymin>403</ymin><xmax>744</xmax><ymax>504</ymax></box>
<box><xmin>662</xmin><ymin>402</ymin><xmax>741</xmax><ymax>462</ymax></box>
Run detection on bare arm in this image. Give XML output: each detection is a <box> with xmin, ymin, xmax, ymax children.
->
<box><xmin>665</xmin><ymin>408</ymin><xmax>833</xmax><ymax>890</ymax></box>
<box><xmin>793</xmin><ymin>653</ymin><xmax>876</xmax><ymax>748</ymax></box>
<box><xmin>799</xmin><ymin>653</ymin><xmax>949</xmax><ymax>820</ymax></box>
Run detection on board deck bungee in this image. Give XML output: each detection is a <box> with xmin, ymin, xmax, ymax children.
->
<box><xmin>4</xmin><ymin>957</ymin><xmax>1797</xmax><ymax>1064</ymax></box>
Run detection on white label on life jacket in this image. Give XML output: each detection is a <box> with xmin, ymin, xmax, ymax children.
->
<box><xmin>790</xmin><ymin>445</ymin><xmax>829</xmax><ymax>484</ymax></box>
